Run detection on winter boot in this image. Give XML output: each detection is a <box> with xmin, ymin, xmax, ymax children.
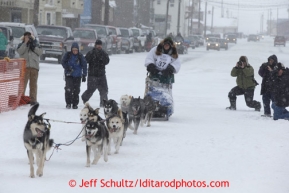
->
<box><xmin>255</xmin><ymin>102</ymin><xmax>261</xmax><ymax>112</ymax></box>
<box><xmin>226</xmin><ymin>101</ymin><xmax>236</xmax><ymax>110</ymax></box>
<box><xmin>72</xmin><ymin>105</ymin><xmax>78</xmax><ymax>109</ymax></box>
<box><xmin>66</xmin><ymin>104</ymin><xmax>71</xmax><ymax>109</ymax></box>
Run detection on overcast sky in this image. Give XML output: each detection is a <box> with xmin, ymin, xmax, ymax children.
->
<box><xmin>201</xmin><ymin>0</ymin><xmax>289</xmax><ymax>34</ymax></box>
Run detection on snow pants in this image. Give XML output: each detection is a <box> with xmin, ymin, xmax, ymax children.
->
<box><xmin>64</xmin><ymin>76</ymin><xmax>81</xmax><ymax>106</ymax></box>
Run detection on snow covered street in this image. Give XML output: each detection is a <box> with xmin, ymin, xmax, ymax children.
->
<box><xmin>0</xmin><ymin>36</ymin><xmax>288</xmax><ymax>193</ymax></box>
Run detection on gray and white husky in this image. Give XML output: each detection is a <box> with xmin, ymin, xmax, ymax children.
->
<box><xmin>23</xmin><ymin>103</ymin><xmax>53</xmax><ymax>178</ymax></box>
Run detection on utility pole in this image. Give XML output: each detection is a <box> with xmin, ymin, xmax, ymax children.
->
<box><xmin>269</xmin><ymin>9</ymin><xmax>271</xmax><ymax>36</ymax></box>
<box><xmin>164</xmin><ymin>0</ymin><xmax>170</xmax><ymax>37</ymax></box>
<box><xmin>221</xmin><ymin>0</ymin><xmax>223</xmax><ymax>17</ymax></box>
<box><xmin>177</xmin><ymin>0</ymin><xmax>181</xmax><ymax>34</ymax></box>
<box><xmin>190</xmin><ymin>0</ymin><xmax>194</xmax><ymax>35</ymax></box>
<box><xmin>211</xmin><ymin>6</ymin><xmax>214</xmax><ymax>33</ymax></box>
<box><xmin>104</xmin><ymin>0</ymin><xmax>109</xmax><ymax>25</ymax></box>
<box><xmin>277</xmin><ymin>7</ymin><xmax>279</xmax><ymax>35</ymax></box>
<box><xmin>198</xmin><ymin>0</ymin><xmax>201</xmax><ymax>34</ymax></box>
<box><xmin>204</xmin><ymin>1</ymin><xmax>207</xmax><ymax>37</ymax></box>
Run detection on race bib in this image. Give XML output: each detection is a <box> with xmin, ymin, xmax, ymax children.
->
<box><xmin>155</xmin><ymin>54</ymin><xmax>172</xmax><ymax>70</ymax></box>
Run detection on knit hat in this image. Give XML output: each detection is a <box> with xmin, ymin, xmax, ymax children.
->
<box><xmin>23</xmin><ymin>31</ymin><xmax>31</xmax><ymax>36</ymax></box>
<box><xmin>163</xmin><ymin>37</ymin><xmax>174</xmax><ymax>46</ymax></box>
<box><xmin>95</xmin><ymin>39</ymin><xmax>102</xmax><ymax>45</ymax></box>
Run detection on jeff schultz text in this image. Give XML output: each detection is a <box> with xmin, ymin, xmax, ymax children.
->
<box><xmin>76</xmin><ymin>178</ymin><xmax>230</xmax><ymax>189</ymax></box>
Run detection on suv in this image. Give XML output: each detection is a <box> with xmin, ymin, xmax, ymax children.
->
<box><xmin>226</xmin><ymin>34</ymin><xmax>237</xmax><ymax>44</ymax></box>
<box><xmin>84</xmin><ymin>24</ymin><xmax>113</xmax><ymax>54</ymax></box>
<box><xmin>0</xmin><ymin>26</ymin><xmax>16</xmax><ymax>58</ymax></box>
<box><xmin>0</xmin><ymin>22</ymin><xmax>38</xmax><ymax>58</ymax></box>
<box><xmin>107</xmin><ymin>26</ymin><xmax>122</xmax><ymax>54</ymax></box>
<box><xmin>219</xmin><ymin>38</ymin><xmax>228</xmax><ymax>50</ymax></box>
<box><xmin>118</xmin><ymin>27</ymin><xmax>134</xmax><ymax>54</ymax></box>
<box><xmin>274</xmin><ymin>36</ymin><xmax>286</xmax><ymax>47</ymax></box>
<box><xmin>36</xmin><ymin>25</ymin><xmax>75</xmax><ymax>63</ymax></box>
<box><xmin>129</xmin><ymin>27</ymin><xmax>146</xmax><ymax>52</ymax></box>
<box><xmin>247</xmin><ymin>34</ymin><xmax>259</xmax><ymax>42</ymax></box>
<box><xmin>73</xmin><ymin>28</ymin><xmax>98</xmax><ymax>55</ymax></box>
<box><xmin>206</xmin><ymin>37</ymin><xmax>220</xmax><ymax>51</ymax></box>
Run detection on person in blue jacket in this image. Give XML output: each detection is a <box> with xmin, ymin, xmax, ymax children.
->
<box><xmin>62</xmin><ymin>42</ymin><xmax>87</xmax><ymax>109</ymax></box>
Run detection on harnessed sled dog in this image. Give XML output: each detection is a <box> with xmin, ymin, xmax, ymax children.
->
<box><xmin>23</xmin><ymin>103</ymin><xmax>53</xmax><ymax>178</ymax></box>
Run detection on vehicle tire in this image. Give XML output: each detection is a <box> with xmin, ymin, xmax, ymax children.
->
<box><xmin>207</xmin><ymin>48</ymin><xmax>209</xmax><ymax>51</ymax></box>
<box><xmin>274</xmin><ymin>44</ymin><xmax>276</xmax><ymax>47</ymax></box>
<box><xmin>40</xmin><ymin>54</ymin><xmax>46</xmax><ymax>61</ymax></box>
<box><xmin>125</xmin><ymin>49</ymin><xmax>129</xmax><ymax>54</ymax></box>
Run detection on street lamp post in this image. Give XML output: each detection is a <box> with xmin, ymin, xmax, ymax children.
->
<box><xmin>164</xmin><ymin>0</ymin><xmax>170</xmax><ymax>37</ymax></box>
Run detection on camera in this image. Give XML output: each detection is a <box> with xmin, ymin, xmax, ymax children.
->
<box><xmin>237</xmin><ymin>61</ymin><xmax>243</xmax><ymax>67</ymax></box>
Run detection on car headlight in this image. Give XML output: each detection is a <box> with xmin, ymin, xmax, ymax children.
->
<box><xmin>88</xmin><ymin>43</ymin><xmax>95</xmax><ymax>47</ymax></box>
<box><xmin>227</xmin><ymin>39</ymin><xmax>229</xmax><ymax>40</ymax></box>
<box><xmin>233</xmin><ymin>39</ymin><xmax>235</xmax><ymax>40</ymax></box>
<box><xmin>207</xmin><ymin>43</ymin><xmax>210</xmax><ymax>46</ymax></box>
<box><xmin>216</xmin><ymin>44</ymin><xmax>219</xmax><ymax>46</ymax></box>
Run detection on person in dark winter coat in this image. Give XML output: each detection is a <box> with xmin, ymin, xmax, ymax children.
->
<box><xmin>258</xmin><ymin>54</ymin><xmax>278</xmax><ymax>117</ymax></box>
<box><xmin>145</xmin><ymin>36</ymin><xmax>181</xmax><ymax>84</ymax></box>
<box><xmin>81</xmin><ymin>39</ymin><xmax>110</xmax><ymax>107</ymax></box>
<box><xmin>62</xmin><ymin>42</ymin><xmax>87</xmax><ymax>109</ymax></box>
<box><xmin>270</xmin><ymin>63</ymin><xmax>289</xmax><ymax>120</ymax></box>
<box><xmin>174</xmin><ymin>32</ymin><xmax>184</xmax><ymax>42</ymax></box>
<box><xmin>226</xmin><ymin>56</ymin><xmax>261</xmax><ymax>111</ymax></box>
<box><xmin>17</xmin><ymin>31</ymin><xmax>42</xmax><ymax>106</ymax></box>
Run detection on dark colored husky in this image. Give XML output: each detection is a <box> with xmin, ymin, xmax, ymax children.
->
<box><xmin>23</xmin><ymin>103</ymin><xmax>53</xmax><ymax>178</ymax></box>
<box><xmin>128</xmin><ymin>96</ymin><xmax>145</xmax><ymax>134</ymax></box>
<box><xmin>143</xmin><ymin>95</ymin><xmax>159</xmax><ymax>127</ymax></box>
<box><xmin>103</xmin><ymin>99</ymin><xmax>120</xmax><ymax>119</ymax></box>
<box><xmin>85</xmin><ymin>120</ymin><xmax>109</xmax><ymax>167</ymax></box>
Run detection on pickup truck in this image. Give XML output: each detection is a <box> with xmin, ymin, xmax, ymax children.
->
<box><xmin>36</xmin><ymin>25</ymin><xmax>75</xmax><ymax>63</ymax></box>
<box><xmin>129</xmin><ymin>27</ymin><xmax>146</xmax><ymax>52</ymax></box>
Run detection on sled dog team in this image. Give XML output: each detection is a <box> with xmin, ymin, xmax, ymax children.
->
<box><xmin>23</xmin><ymin>94</ymin><xmax>160</xmax><ymax>178</ymax></box>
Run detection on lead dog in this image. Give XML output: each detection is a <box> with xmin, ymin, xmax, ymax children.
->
<box><xmin>23</xmin><ymin>103</ymin><xmax>53</xmax><ymax>178</ymax></box>
<box><xmin>85</xmin><ymin>120</ymin><xmax>109</xmax><ymax>167</ymax></box>
<box><xmin>107</xmin><ymin>109</ymin><xmax>125</xmax><ymax>154</ymax></box>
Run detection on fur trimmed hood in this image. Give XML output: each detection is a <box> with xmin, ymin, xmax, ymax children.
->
<box><xmin>155</xmin><ymin>39</ymin><xmax>178</xmax><ymax>59</ymax></box>
<box><xmin>239</xmin><ymin>56</ymin><xmax>251</xmax><ymax>66</ymax></box>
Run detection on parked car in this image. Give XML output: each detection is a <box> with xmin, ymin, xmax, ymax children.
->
<box><xmin>129</xmin><ymin>27</ymin><xmax>146</xmax><ymax>52</ymax></box>
<box><xmin>247</xmin><ymin>34</ymin><xmax>259</xmax><ymax>42</ymax></box>
<box><xmin>0</xmin><ymin>26</ymin><xmax>15</xmax><ymax>58</ymax></box>
<box><xmin>218</xmin><ymin>38</ymin><xmax>228</xmax><ymax>50</ymax></box>
<box><xmin>274</xmin><ymin>36</ymin><xmax>286</xmax><ymax>47</ymax></box>
<box><xmin>187</xmin><ymin>35</ymin><xmax>200</xmax><ymax>47</ymax></box>
<box><xmin>118</xmin><ymin>27</ymin><xmax>134</xmax><ymax>54</ymax></box>
<box><xmin>73</xmin><ymin>28</ymin><xmax>98</xmax><ymax>55</ymax></box>
<box><xmin>36</xmin><ymin>25</ymin><xmax>75</xmax><ymax>63</ymax></box>
<box><xmin>206</xmin><ymin>37</ymin><xmax>220</xmax><ymax>51</ymax></box>
<box><xmin>0</xmin><ymin>22</ymin><xmax>39</xmax><ymax>58</ymax></box>
<box><xmin>226</xmin><ymin>34</ymin><xmax>237</xmax><ymax>44</ymax></box>
<box><xmin>84</xmin><ymin>24</ymin><xmax>113</xmax><ymax>54</ymax></box>
<box><xmin>196</xmin><ymin>35</ymin><xmax>205</xmax><ymax>46</ymax></box>
<box><xmin>107</xmin><ymin>26</ymin><xmax>122</xmax><ymax>54</ymax></box>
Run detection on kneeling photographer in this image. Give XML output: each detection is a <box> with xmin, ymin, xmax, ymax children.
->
<box><xmin>269</xmin><ymin>63</ymin><xmax>289</xmax><ymax>120</ymax></box>
<box><xmin>226</xmin><ymin>56</ymin><xmax>261</xmax><ymax>111</ymax></box>
<box><xmin>17</xmin><ymin>31</ymin><xmax>42</xmax><ymax>106</ymax></box>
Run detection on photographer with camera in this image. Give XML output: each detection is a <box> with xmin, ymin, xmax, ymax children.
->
<box><xmin>226</xmin><ymin>56</ymin><xmax>261</xmax><ymax>111</ymax></box>
<box><xmin>258</xmin><ymin>55</ymin><xmax>278</xmax><ymax>117</ymax></box>
<box><xmin>62</xmin><ymin>42</ymin><xmax>87</xmax><ymax>109</ymax></box>
<box><xmin>81</xmin><ymin>39</ymin><xmax>110</xmax><ymax>107</ymax></box>
<box><xmin>269</xmin><ymin>63</ymin><xmax>289</xmax><ymax>120</ymax></box>
<box><xmin>17</xmin><ymin>31</ymin><xmax>42</xmax><ymax>106</ymax></box>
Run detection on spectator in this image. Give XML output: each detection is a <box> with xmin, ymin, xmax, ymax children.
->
<box><xmin>226</xmin><ymin>56</ymin><xmax>261</xmax><ymax>111</ymax></box>
<box><xmin>270</xmin><ymin>63</ymin><xmax>289</xmax><ymax>120</ymax></box>
<box><xmin>81</xmin><ymin>39</ymin><xmax>110</xmax><ymax>107</ymax></box>
<box><xmin>0</xmin><ymin>29</ymin><xmax>7</xmax><ymax>58</ymax></box>
<box><xmin>62</xmin><ymin>42</ymin><xmax>87</xmax><ymax>109</ymax></box>
<box><xmin>258</xmin><ymin>55</ymin><xmax>278</xmax><ymax>117</ymax></box>
<box><xmin>17</xmin><ymin>32</ymin><xmax>42</xmax><ymax>106</ymax></box>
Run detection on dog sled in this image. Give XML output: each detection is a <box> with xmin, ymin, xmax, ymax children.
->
<box><xmin>144</xmin><ymin>76</ymin><xmax>174</xmax><ymax>121</ymax></box>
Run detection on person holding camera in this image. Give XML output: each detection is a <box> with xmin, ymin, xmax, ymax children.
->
<box><xmin>258</xmin><ymin>55</ymin><xmax>278</xmax><ymax>117</ymax></box>
<box><xmin>17</xmin><ymin>31</ymin><xmax>42</xmax><ymax>106</ymax></box>
<box><xmin>226</xmin><ymin>56</ymin><xmax>261</xmax><ymax>111</ymax></box>
<box><xmin>81</xmin><ymin>39</ymin><xmax>110</xmax><ymax>107</ymax></box>
<box><xmin>269</xmin><ymin>63</ymin><xmax>289</xmax><ymax>120</ymax></box>
<box><xmin>61</xmin><ymin>42</ymin><xmax>87</xmax><ymax>109</ymax></box>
